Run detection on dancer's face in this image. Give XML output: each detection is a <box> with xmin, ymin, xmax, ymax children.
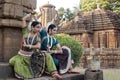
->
<box><xmin>51</xmin><ymin>27</ymin><xmax>57</xmax><ymax>35</ymax></box>
<box><xmin>32</xmin><ymin>24</ymin><xmax>41</xmax><ymax>33</ymax></box>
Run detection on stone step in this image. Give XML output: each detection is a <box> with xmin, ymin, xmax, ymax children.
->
<box><xmin>1</xmin><ymin>74</ymin><xmax>84</xmax><ymax>80</ymax></box>
<box><xmin>0</xmin><ymin>62</ymin><xmax>15</xmax><ymax>78</ymax></box>
<box><xmin>0</xmin><ymin>63</ymin><xmax>84</xmax><ymax>80</ymax></box>
<box><xmin>26</xmin><ymin>74</ymin><xmax>84</xmax><ymax>80</ymax></box>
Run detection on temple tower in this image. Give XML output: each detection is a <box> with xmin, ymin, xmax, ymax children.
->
<box><xmin>39</xmin><ymin>3</ymin><xmax>57</xmax><ymax>28</ymax></box>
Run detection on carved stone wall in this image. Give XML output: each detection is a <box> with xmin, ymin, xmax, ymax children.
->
<box><xmin>29</xmin><ymin>0</ymin><xmax>36</xmax><ymax>9</ymax></box>
<box><xmin>59</xmin><ymin>8</ymin><xmax>120</xmax><ymax>49</ymax></box>
<box><xmin>0</xmin><ymin>0</ymin><xmax>36</xmax><ymax>62</ymax></box>
<box><xmin>58</xmin><ymin>8</ymin><xmax>120</xmax><ymax>68</ymax></box>
<box><xmin>80</xmin><ymin>48</ymin><xmax>120</xmax><ymax>68</ymax></box>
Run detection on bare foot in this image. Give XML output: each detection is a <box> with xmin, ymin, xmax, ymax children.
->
<box><xmin>52</xmin><ymin>73</ymin><xmax>63</xmax><ymax>80</ymax></box>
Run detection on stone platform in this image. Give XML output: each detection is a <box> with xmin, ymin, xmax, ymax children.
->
<box><xmin>0</xmin><ymin>63</ymin><xmax>84</xmax><ymax>80</ymax></box>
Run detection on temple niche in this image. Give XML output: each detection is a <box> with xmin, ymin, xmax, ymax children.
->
<box><xmin>0</xmin><ymin>0</ymin><xmax>36</xmax><ymax>62</ymax></box>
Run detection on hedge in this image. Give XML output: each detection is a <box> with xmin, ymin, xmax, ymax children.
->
<box><xmin>54</xmin><ymin>34</ymin><xmax>83</xmax><ymax>67</ymax></box>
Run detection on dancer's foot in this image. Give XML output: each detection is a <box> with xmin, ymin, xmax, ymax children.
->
<box><xmin>52</xmin><ymin>73</ymin><xmax>63</xmax><ymax>80</ymax></box>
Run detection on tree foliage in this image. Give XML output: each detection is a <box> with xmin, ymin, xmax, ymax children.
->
<box><xmin>64</xmin><ymin>8</ymin><xmax>74</xmax><ymax>21</ymax></box>
<box><xmin>80</xmin><ymin>0</ymin><xmax>120</xmax><ymax>14</ymax></box>
<box><xmin>57</xmin><ymin>7</ymin><xmax>65</xmax><ymax>22</ymax></box>
<box><xmin>54</xmin><ymin>34</ymin><xmax>83</xmax><ymax>67</ymax></box>
<box><xmin>57</xmin><ymin>8</ymin><xmax>74</xmax><ymax>22</ymax></box>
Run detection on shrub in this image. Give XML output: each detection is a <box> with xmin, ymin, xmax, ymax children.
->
<box><xmin>54</xmin><ymin>34</ymin><xmax>83</xmax><ymax>67</ymax></box>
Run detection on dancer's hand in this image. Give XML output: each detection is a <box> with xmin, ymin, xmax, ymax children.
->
<box><xmin>39</xmin><ymin>7</ymin><xmax>45</xmax><ymax>12</ymax></box>
<box><xmin>47</xmin><ymin>48</ymin><xmax>50</xmax><ymax>53</ymax></box>
<box><xmin>23</xmin><ymin>44</ymin><xmax>31</xmax><ymax>48</ymax></box>
<box><xmin>31</xmin><ymin>11</ymin><xmax>36</xmax><ymax>15</ymax></box>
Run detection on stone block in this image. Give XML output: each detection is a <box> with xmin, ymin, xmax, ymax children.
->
<box><xmin>0</xmin><ymin>25</ymin><xmax>23</xmax><ymax>62</ymax></box>
<box><xmin>10</xmin><ymin>19</ymin><xmax>22</xmax><ymax>27</ymax></box>
<box><xmin>0</xmin><ymin>29</ymin><xmax>3</xmax><ymax>61</ymax></box>
<box><xmin>22</xmin><ymin>0</ymin><xmax>31</xmax><ymax>9</ymax></box>
<box><xmin>0</xmin><ymin>19</ymin><xmax>22</xmax><ymax>28</ymax></box>
<box><xmin>14</xmin><ymin>5</ymin><xmax>23</xmax><ymax>18</ymax></box>
<box><xmin>0</xmin><ymin>63</ymin><xmax>14</xmax><ymax>78</ymax></box>
<box><xmin>0</xmin><ymin>0</ymin><xmax>22</xmax><ymax>5</ymax></box>
<box><xmin>0</xmin><ymin>1</ymin><xmax>34</xmax><ymax>18</ymax></box>
<box><xmin>2</xmin><ymin>3</ymin><xmax>23</xmax><ymax>18</ymax></box>
<box><xmin>23</xmin><ymin>7</ymin><xmax>32</xmax><ymax>14</ymax></box>
<box><xmin>0</xmin><ymin>63</ymin><xmax>84</xmax><ymax>80</ymax></box>
<box><xmin>0</xmin><ymin>4</ymin><xmax>2</xmax><ymax>9</ymax></box>
<box><xmin>29</xmin><ymin>0</ymin><xmax>37</xmax><ymax>9</ymax></box>
<box><xmin>21</xmin><ymin>0</ymin><xmax>36</xmax><ymax>9</ymax></box>
<box><xmin>3</xmin><ymin>28</ymin><xmax>22</xmax><ymax>61</ymax></box>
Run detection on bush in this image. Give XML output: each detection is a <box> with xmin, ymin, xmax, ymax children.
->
<box><xmin>54</xmin><ymin>34</ymin><xmax>83</xmax><ymax>67</ymax></box>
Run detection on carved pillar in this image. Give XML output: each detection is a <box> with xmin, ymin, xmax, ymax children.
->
<box><xmin>109</xmin><ymin>31</ymin><xmax>116</xmax><ymax>48</ymax></box>
<box><xmin>118</xmin><ymin>32</ymin><xmax>120</xmax><ymax>48</ymax></box>
<box><xmin>81</xmin><ymin>33</ymin><xmax>89</xmax><ymax>48</ymax></box>
<box><xmin>0</xmin><ymin>0</ymin><xmax>36</xmax><ymax>62</ymax></box>
<box><xmin>100</xmin><ymin>32</ymin><xmax>105</xmax><ymax>48</ymax></box>
<box><xmin>0</xmin><ymin>29</ymin><xmax>3</xmax><ymax>61</ymax></box>
<box><xmin>93</xmin><ymin>32</ymin><xmax>99</xmax><ymax>48</ymax></box>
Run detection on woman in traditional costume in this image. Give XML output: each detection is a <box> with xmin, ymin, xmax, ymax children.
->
<box><xmin>40</xmin><ymin>23</ymin><xmax>72</xmax><ymax>74</ymax></box>
<box><xmin>9</xmin><ymin>21</ymin><xmax>42</xmax><ymax>78</ymax></box>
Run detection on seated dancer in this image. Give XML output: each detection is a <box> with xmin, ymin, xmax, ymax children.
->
<box><xmin>9</xmin><ymin>12</ymin><xmax>63</xmax><ymax>79</ymax></box>
<box><xmin>9</xmin><ymin>21</ymin><xmax>42</xmax><ymax>78</ymax></box>
<box><xmin>40</xmin><ymin>22</ymin><xmax>72</xmax><ymax>74</ymax></box>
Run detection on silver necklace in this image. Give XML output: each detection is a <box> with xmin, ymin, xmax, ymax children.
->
<box><xmin>27</xmin><ymin>33</ymin><xmax>37</xmax><ymax>49</ymax></box>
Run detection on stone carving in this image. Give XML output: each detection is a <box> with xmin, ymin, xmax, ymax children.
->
<box><xmin>0</xmin><ymin>0</ymin><xmax>36</xmax><ymax>62</ymax></box>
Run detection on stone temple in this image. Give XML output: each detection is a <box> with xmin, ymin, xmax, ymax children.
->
<box><xmin>59</xmin><ymin>7</ymin><xmax>120</xmax><ymax>68</ymax></box>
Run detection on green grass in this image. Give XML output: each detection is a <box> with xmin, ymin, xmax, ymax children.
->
<box><xmin>103</xmin><ymin>69</ymin><xmax>120</xmax><ymax>80</ymax></box>
<box><xmin>72</xmin><ymin>67</ymin><xmax>120</xmax><ymax>80</ymax></box>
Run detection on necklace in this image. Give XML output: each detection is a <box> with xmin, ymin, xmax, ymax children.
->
<box><xmin>47</xmin><ymin>36</ymin><xmax>53</xmax><ymax>49</ymax></box>
<box><xmin>27</xmin><ymin>33</ymin><xmax>37</xmax><ymax>49</ymax></box>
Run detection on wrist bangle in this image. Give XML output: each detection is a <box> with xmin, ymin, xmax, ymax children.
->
<box><xmin>54</xmin><ymin>51</ymin><xmax>57</xmax><ymax>53</ymax></box>
<box><xmin>29</xmin><ymin>45</ymin><xmax>32</xmax><ymax>49</ymax></box>
<box><xmin>27</xmin><ymin>13</ymin><xmax>31</xmax><ymax>17</ymax></box>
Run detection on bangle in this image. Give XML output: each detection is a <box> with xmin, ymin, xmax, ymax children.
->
<box><xmin>54</xmin><ymin>51</ymin><xmax>57</xmax><ymax>53</ymax></box>
<box><xmin>29</xmin><ymin>45</ymin><xmax>32</xmax><ymax>49</ymax></box>
<box><xmin>26</xmin><ymin>13</ymin><xmax>31</xmax><ymax>17</ymax></box>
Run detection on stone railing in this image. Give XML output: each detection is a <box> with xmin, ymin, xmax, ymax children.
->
<box><xmin>83</xmin><ymin>48</ymin><xmax>120</xmax><ymax>54</ymax></box>
<box><xmin>79</xmin><ymin>48</ymin><xmax>120</xmax><ymax>68</ymax></box>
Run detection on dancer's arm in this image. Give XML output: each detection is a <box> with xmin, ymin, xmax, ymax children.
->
<box><xmin>22</xmin><ymin>13</ymin><xmax>31</xmax><ymax>28</ymax></box>
<box><xmin>47</xmin><ymin>44</ymin><xmax>63</xmax><ymax>54</ymax></box>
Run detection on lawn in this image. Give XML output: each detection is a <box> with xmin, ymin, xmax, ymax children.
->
<box><xmin>73</xmin><ymin>67</ymin><xmax>120</xmax><ymax>80</ymax></box>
